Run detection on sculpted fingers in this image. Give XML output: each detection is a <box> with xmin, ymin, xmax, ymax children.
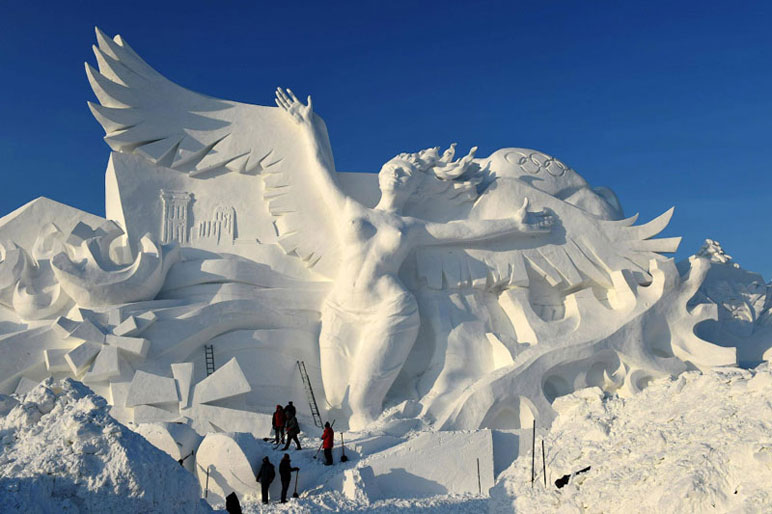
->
<box><xmin>275</xmin><ymin>87</ymin><xmax>291</xmax><ymax>110</ymax></box>
<box><xmin>535</xmin><ymin>210</ymin><xmax>555</xmax><ymax>231</ymax></box>
<box><xmin>517</xmin><ymin>197</ymin><xmax>529</xmax><ymax>217</ymax></box>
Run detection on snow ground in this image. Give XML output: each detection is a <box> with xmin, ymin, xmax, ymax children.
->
<box><xmin>234</xmin><ymin>364</ymin><xmax>772</xmax><ymax>513</ymax></box>
<box><xmin>490</xmin><ymin>364</ymin><xmax>772</xmax><ymax>513</ymax></box>
<box><xmin>234</xmin><ymin>492</ymin><xmax>487</xmax><ymax>513</ymax></box>
<box><xmin>0</xmin><ymin>378</ymin><xmax>211</xmax><ymax>513</ymax></box>
<box><xmin>3</xmin><ymin>365</ymin><xmax>772</xmax><ymax>513</ymax></box>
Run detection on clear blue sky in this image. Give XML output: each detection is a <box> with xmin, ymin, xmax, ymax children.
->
<box><xmin>1</xmin><ymin>1</ymin><xmax>770</xmax><ymax>278</ymax></box>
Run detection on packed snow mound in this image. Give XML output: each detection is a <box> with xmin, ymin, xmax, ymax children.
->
<box><xmin>686</xmin><ymin>239</ymin><xmax>772</xmax><ymax>364</ymax></box>
<box><xmin>491</xmin><ymin>364</ymin><xmax>772</xmax><ymax>513</ymax></box>
<box><xmin>697</xmin><ymin>239</ymin><xmax>739</xmax><ymax>266</ymax></box>
<box><xmin>0</xmin><ymin>378</ymin><xmax>211</xmax><ymax>514</ymax></box>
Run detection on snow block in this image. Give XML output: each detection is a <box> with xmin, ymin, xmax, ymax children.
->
<box><xmin>65</xmin><ymin>342</ymin><xmax>102</xmax><ymax>374</ymax></box>
<box><xmin>171</xmin><ymin>362</ymin><xmax>194</xmax><ymax>409</ymax></box>
<box><xmin>361</xmin><ymin>430</ymin><xmax>495</xmax><ymax>499</ymax></box>
<box><xmin>44</xmin><ymin>348</ymin><xmax>71</xmax><ymax>373</ymax></box>
<box><xmin>113</xmin><ymin>312</ymin><xmax>157</xmax><ymax>337</ymax></box>
<box><xmin>342</xmin><ymin>466</ymin><xmax>381</xmax><ymax>504</ymax></box>
<box><xmin>106</xmin><ymin>334</ymin><xmax>149</xmax><ymax>357</ymax></box>
<box><xmin>137</xmin><ymin>311</ymin><xmax>158</xmax><ymax>323</ymax></box>
<box><xmin>109</xmin><ymin>381</ymin><xmax>130</xmax><ymax>407</ymax></box>
<box><xmin>491</xmin><ymin>429</ymin><xmax>522</xmax><ymax>477</ymax></box>
<box><xmin>189</xmin><ymin>404</ymin><xmax>272</xmax><ymax>437</ymax></box>
<box><xmin>112</xmin><ymin>316</ymin><xmax>140</xmax><ymax>336</ymax></box>
<box><xmin>14</xmin><ymin>376</ymin><xmax>39</xmax><ymax>395</ymax></box>
<box><xmin>107</xmin><ymin>381</ymin><xmax>132</xmax><ymax>424</ymax></box>
<box><xmin>84</xmin><ymin>345</ymin><xmax>121</xmax><ymax>382</ymax></box>
<box><xmin>195</xmin><ymin>432</ymin><xmax>262</xmax><ymax>506</ymax></box>
<box><xmin>136</xmin><ymin>422</ymin><xmax>202</xmax><ymax>473</ymax></box>
<box><xmin>192</xmin><ymin>357</ymin><xmax>250</xmax><ymax>405</ymax></box>
<box><xmin>51</xmin><ymin>316</ymin><xmax>79</xmax><ymax>338</ymax></box>
<box><xmin>350</xmin><ymin>434</ymin><xmax>402</xmax><ymax>456</ymax></box>
<box><xmin>126</xmin><ymin>370</ymin><xmax>179</xmax><ymax>407</ymax></box>
<box><xmin>69</xmin><ymin>319</ymin><xmax>106</xmax><ymax>344</ymax></box>
<box><xmin>133</xmin><ymin>404</ymin><xmax>183</xmax><ymax>423</ymax></box>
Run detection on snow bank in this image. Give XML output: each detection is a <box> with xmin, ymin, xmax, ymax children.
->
<box><xmin>0</xmin><ymin>378</ymin><xmax>211</xmax><ymax>513</ymax></box>
<box><xmin>352</xmin><ymin>430</ymin><xmax>495</xmax><ymax>500</ymax></box>
<box><xmin>491</xmin><ymin>365</ymin><xmax>772</xmax><ymax>513</ymax></box>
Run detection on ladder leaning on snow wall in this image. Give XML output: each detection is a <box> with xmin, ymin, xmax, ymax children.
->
<box><xmin>297</xmin><ymin>360</ymin><xmax>323</xmax><ymax>428</ymax></box>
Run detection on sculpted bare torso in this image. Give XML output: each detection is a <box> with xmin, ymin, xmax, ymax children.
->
<box><xmin>274</xmin><ymin>87</ymin><xmax>553</xmax><ymax>429</ymax></box>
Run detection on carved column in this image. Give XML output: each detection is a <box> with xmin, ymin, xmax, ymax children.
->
<box><xmin>160</xmin><ymin>190</ymin><xmax>193</xmax><ymax>244</ymax></box>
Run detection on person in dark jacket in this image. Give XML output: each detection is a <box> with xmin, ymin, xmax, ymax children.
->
<box><xmin>321</xmin><ymin>421</ymin><xmax>334</xmax><ymax>465</ymax></box>
<box><xmin>279</xmin><ymin>453</ymin><xmax>300</xmax><ymax>503</ymax></box>
<box><xmin>225</xmin><ymin>491</ymin><xmax>242</xmax><ymax>514</ymax></box>
<box><xmin>255</xmin><ymin>456</ymin><xmax>275</xmax><ymax>504</ymax></box>
<box><xmin>282</xmin><ymin>413</ymin><xmax>301</xmax><ymax>450</ymax></box>
<box><xmin>272</xmin><ymin>404</ymin><xmax>286</xmax><ymax>444</ymax></box>
<box><xmin>284</xmin><ymin>401</ymin><xmax>296</xmax><ymax>420</ymax></box>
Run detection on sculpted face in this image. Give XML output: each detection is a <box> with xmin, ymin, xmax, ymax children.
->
<box><xmin>378</xmin><ymin>160</ymin><xmax>418</xmax><ymax>198</ymax></box>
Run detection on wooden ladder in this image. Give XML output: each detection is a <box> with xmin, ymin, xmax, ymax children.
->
<box><xmin>297</xmin><ymin>360</ymin><xmax>323</xmax><ymax>428</ymax></box>
<box><xmin>204</xmin><ymin>345</ymin><xmax>216</xmax><ymax>376</ymax></box>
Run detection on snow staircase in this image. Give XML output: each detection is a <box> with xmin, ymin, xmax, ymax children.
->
<box><xmin>204</xmin><ymin>345</ymin><xmax>216</xmax><ymax>376</ymax></box>
<box><xmin>297</xmin><ymin>360</ymin><xmax>323</xmax><ymax>428</ymax></box>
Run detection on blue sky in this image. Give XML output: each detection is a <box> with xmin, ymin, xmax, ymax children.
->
<box><xmin>1</xmin><ymin>1</ymin><xmax>770</xmax><ymax>278</ymax></box>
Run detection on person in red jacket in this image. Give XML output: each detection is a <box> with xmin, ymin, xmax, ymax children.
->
<box><xmin>272</xmin><ymin>404</ymin><xmax>286</xmax><ymax>445</ymax></box>
<box><xmin>321</xmin><ymin>421</ymin><xmax>334</xmax><ymax>466</ymax></box>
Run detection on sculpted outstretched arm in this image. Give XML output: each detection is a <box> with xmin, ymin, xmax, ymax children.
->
<box><xmin>415</xmin><ymin>198</ymin><xmax>554</xmax><ymax>245</ymax></box>
<box><xmin>275</xmin><ymin>88</ymin><xmax>347</xmax><ymax>211</ymax></box>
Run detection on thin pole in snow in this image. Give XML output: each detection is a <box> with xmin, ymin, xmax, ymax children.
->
<box><xmin>205</xmin><ymin>464</ymin><xmax>211</xmax><ymax>498</ymax></box>
<box><xmin>531</xmin><ymin>419</ymin><xmax>536</xmax><ymax>487</ymax></box>
<box><xmin>477</xmin><ymin>458</ymin><xmax>481</xmax><ymax>495</ymax></box>
<box><xmin>542</xmin><ymin>439</ymin><xmax>547</xmax><ymax>487</ymax></box>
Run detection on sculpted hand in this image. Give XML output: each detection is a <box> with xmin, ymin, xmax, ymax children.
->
<box><xmin>515</xmin><ymin>197</ymin><xmax>554</xmax><ymax>234</ymax></box>
<box><xmin>275</xmin><ymin>87</ymin><xmax>313</xmax><ymax>125</ymax></box>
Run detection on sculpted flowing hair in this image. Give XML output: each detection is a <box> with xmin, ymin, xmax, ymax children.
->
<box><xmin>383</xmin><ymin>144</ymin><xmax>485</xmax><ymax>217</ymax></box>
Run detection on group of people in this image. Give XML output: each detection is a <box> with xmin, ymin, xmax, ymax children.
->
<box><xmin>245</xmin><ymin>401</ymin><xmax>337</xmax><ymax>505</ymax></box>
<box><xmin>272</xmin><ymin>401</ymin><xmax>302</xmax><ymax>451</ymax></box>
<box><xmin>255</xmin><ymin>453</ymin><xmax>300</xmax><ymax>504</ymax></box>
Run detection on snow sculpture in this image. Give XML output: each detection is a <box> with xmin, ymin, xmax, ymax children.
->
<box><xmin>0</xmin><ymin>218</ymin><xmax>176</xmax><ymax>320</ymax></box>
<box><xmin>0</xmin><ymin>28</ymin><xmax>762</xmax><ymax>440</ymax></box>
<box><xmin>117</xmin><ymin>358</ymin><xmax>273</xmax><ymax>435</ymax></box>
<box><xmin>688</xmin><ymin>240</ymin><xmax>772</xmax><ymax>364</ymax></box>
<box><xmin>273</xmin><ymin>88</ymin><xmax>557</xmax><ymax>428</ymax></box>
<box><xmin>194</xmin><ymin>432</ymin><xmax>262</xmax><ymax>505</ymax></box>
<box><xmin>159</xmin><ymin>191</ymin><xmax>192</xmax><ymax>244</ymax></box>
<box><xmin>135</xmin><ymin>422</ymin><xmax>202</xmax><ymax>473</ymax></box>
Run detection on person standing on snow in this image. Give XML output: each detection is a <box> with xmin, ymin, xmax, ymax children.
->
<box><xmin>279</xmin><ymin>453</ymin><xmax>300</xmax><ymax>503</ymax></box>
<box><xmin>321</xmin><ymin>421</ymin><xmax>334</xmax><ymax>465</ymax></box>
<box><xmin>283</xmin><ymin>413</ymin><xmax>302</xmax><ymax>450</ymax></box>
<box><xmin>272</xmin><ymin>404</ymin><xmax>286</xmax><ymax>444</ymax></box>
<box><xmin>255</xmin><ymin>456</ymin><xmax>275</xmax><ymax>504</ymax></box>
<box><xmin>225</xmin><ymin>492</ymin><xmax>242</xmax><ymax>514</ymax></box>
<box><xmin>284</xmin><ymin>401</ymin><xmax>296</xmax><ymax>420</ymax></box>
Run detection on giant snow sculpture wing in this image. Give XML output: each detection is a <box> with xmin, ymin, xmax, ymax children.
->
<box><xmin>86</xmin><ymin>28</ymin><xmax>342</xmax><ymax>277</ymax></box>
<box><xmin>410</xmin><ymin>177</ymin><xmax>681</xmax><ymax>295</ymax></box>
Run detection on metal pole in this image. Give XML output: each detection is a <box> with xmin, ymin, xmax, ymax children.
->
<box><xmin>476</xmin><ymin>458</ymin><xmax>481</xmax><ymax>495</ymax></box>
<box><xmin>205</xmin><ymin>465</ymin><xmax>210</xmax><ymax>498</ymax></box>
<box><xmin>542</xmin><ymin>440</ymin><xmax>547</xmax><ymax>487</ymax></box>
<box><xmin>531</xmin><ymin>419</ymin><xmax>536</xmax><ymax>487</ymax></box>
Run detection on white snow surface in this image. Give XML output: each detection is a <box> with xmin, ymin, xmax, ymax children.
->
<box><xmin>4</xmin><ymin>368</ymin><xmax>772</xmax><ymax>513</ymax></box>
<box><xmin>0</xmin><ymin>378</ymin><xmax>211</xmax><ymax>513</ymax></box>
<box><xmin>490</xmin><ymin>364</ymin><xmax>772</xmax><ymax>513</ymax></box>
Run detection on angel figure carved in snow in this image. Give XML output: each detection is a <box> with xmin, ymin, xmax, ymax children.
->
<box><xmin>274</xmin><ymin>88</ymin><xmax>554</xmax><ymax>429</ymax></box>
